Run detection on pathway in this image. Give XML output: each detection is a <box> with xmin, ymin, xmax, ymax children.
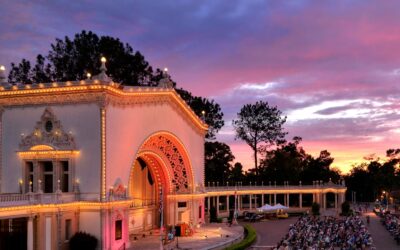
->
<box><xmin>365</xmin><ymin>212</ymin><xmax>399</xmax><ymax>249</ymax></box>
<box><xmin>248</xmin><ymin>217</ymin><xmax>299</xmax><ymax>249</ymax></box>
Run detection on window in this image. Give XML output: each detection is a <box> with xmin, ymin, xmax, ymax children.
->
<box><xmin>25</xmin><ymin>162</ymin><xmax>34</xmax><ymax>192</ymax></box>
<box><xmin>199</xmin><ymin>206</ymin><xmax>202</xmax><ymax>219</ymax></box>
<box><xmin>61</xmin><ymin>161</ymin><xmax>69</xmax><ymax>192</ymax></box>
<box><xmin>65</xmin><ymin>219</ymin><xmax>72</xmax><ymax>240</ymax></box>
<box><xmin>115</xmin><ymin>220</ymin><xmax>122</xmax><ymax>240</ymax></box>
<box><xmin>178</xmin><ymin>202</ymin><xmax>187</xmax><ymax>208</ymax></box>
<box><xmin>42</xmin><ymin>161</ymin><xmax>53</xmax><ymax>193</ymax></box>
<box><xmin>45</xmin><ymin>121</ymin><xmax>53</xmax><ymax>132</ymax></box>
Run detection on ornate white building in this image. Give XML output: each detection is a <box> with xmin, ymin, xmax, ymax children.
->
<box><xmin>0</xmin><ymin>64</ymin><xmax>207</xmax><ymax>249</ymax></box>
<box><xmin>0</xmin><ymin>63</ymin><xmax>347</xmax><ymax>250</ymax></box>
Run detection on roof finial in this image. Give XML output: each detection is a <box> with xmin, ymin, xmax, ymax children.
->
<box><xmin>92</xmin><ymin>56</ymin><xmax>112</xmax><ymax>83</ymax></box>
<box><xmin>100</xmin><ymin>57</ymin><xmax>107</xmax><ymax>73</ymax></box>
<box><xmin>158</xmin><ymin>67</ymin><xmax>173</xmax><ymax>88</ymax></box>
<box><xmin>0</xmin><ymin>65</ymin><xmax>6</xmax><ymax>84</ymax></box>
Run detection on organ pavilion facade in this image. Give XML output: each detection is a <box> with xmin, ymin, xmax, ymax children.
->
<box><xmin>0</xmin><ymin>61</ymin><xmax>207</xmax><ymax>250</ymax></box>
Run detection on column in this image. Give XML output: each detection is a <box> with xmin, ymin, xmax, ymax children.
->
<box><xmin>28</xmin><ymin>217</ymin><xmax>33</xmax><ymax>250</ymax></box>
<box><xmin>53</xmin><ymin>160</ymin><xmax>60</xmax><ymax>192</ymax></box>
<box><xmin>269</xmin><ymin>194</ymin><xmax>272</xmax><ymax>205</ymax></box>
<box><xmin>261</xmin><ymin>194</ymin><xmax>264</xmax><ymax>206</ymax></box>
<box><xmin>287</xmin><ymin>194</ymin><xmax>290</xmax><ymax>207</ymax></box>
<box><xmin>299</xmin><ymin>194</ymin><xmax>302</xmax><ymax>208</ymax></box>
<box><xmin>249</xmin><ymin>194</ymin><xmax>252</xmax><ymax>210</ymax></box>
<box><xmin>216</xmin><ymin>196</ymin><xmax>220</xmax><ymax>216</ymax></box>
<box><xmin>226</xmin><ymin>195</ymin><xmax>230</xmax><ymax>212</ymax></box>
<box><xmin>323</xmin><ymin>193</ymin><xmax>327</xmax><ymax>209</ymax></box>
<box><xmin>274</xmin><ymin>193</ymin><xmax>277</xmax><ymax>205</ymax></box>
<box><xmin>340</xmin><ymin>193</ymin><xmax>344</xmax><ymax>205</ymax></box>
<box><xmin>335</xmin><ymin>193</ymin><xmax>338</xmax><ymax>209</ymax></box>
<box><xmin>45</xmin><ymin>216</ymin><xmax>52</xmax><ymax>250</ymax></box>
<box><xmin>207</xmin><ymin>196</ymin><xmax>210</xmax><ymax>215</ymax></box>
<box><xmin>33</xmin><ymin>160</ymin><xmax>39</xmax><ymax>192</ymax></box>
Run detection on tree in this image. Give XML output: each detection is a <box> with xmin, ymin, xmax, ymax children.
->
<box><xmin>205</xmin><ymin>141</ymin><xmax>235</xmax><ymax>184</ymax></box>
<box><xmin>301</xmin><ymin>150</ymin><xmax>339</xmax><ymax>185</ymax></box>
<box><xmin>9</xmin><ymin>30</ymin><xmax>156</xmax><ymax>85</ymax></box>
<box><xmin>176</xmin><ymin>88</ymin><xmax>224</xmax><ymax>139</ymax></box>
<box><xmin>228</xmin><ymin>162</ymin><xmax>245</xmax><ymax>183</ymax></box>
<box><xmin>232</xmin><ymin>101</ymin><xmax>287</xmax><ymax>176</ymax></box>
<box><xmin>260</xmin><ymin>137</ymin><xmax>306</xmax><ymax>183</ymax></box>
<box><xmin>8</xmin><ymin>30</ymin><xmax>224</xmax><ymax>139</ymax></box>
<box><xmin>8</xmin><ymin>59</ymin><xmax>32</xmax><ymax>84</ymax></box>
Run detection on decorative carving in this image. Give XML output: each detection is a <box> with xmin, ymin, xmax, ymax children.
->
<box><xmin>143</xmin><ymin>135</ymin><xmax>191</xmax><ymax>193</ymax></box>
<box><xmin>19</xmin><ymin>107</ymin><xmax>76</xmax><ymax>150</ymax></box>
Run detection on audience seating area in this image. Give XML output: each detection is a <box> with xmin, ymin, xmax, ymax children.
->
<box><xmin>275</xmin><ymin>215</ymin><xmax>373</xmax><ymax>249</ymax></box>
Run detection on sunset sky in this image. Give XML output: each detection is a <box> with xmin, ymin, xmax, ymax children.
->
<box><xmin>1</xmin><ymin>1</ymin><xmax>400</xmax><ymax>173</ymax></box>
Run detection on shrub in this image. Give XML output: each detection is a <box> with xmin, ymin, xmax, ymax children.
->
<box><xmin>341</xmin><ymin>201</ymin><xmax>351</xmax><ymax>216</ymax></box>
<box><xmin>311</xmin><ymin>202</ymin><xmax>320</xmax><ymax>215</ymax></box>
<box><xmin>69</xmin><ymin>231</ymin><xmax>98</xmax><ymax>250</ymax></box>
<box><xmin>224</xmin><ymin>224</ymin><xmax>256</xmax><ymax>250</ymax></box>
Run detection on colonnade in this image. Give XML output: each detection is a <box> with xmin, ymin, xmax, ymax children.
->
<box><xmin>205</xmin><ymin>184</ymin><xmax>347</xmax><ymax>217</ymax></box>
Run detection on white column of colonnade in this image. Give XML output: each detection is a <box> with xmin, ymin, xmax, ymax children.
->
<box><xmin>335</xmin><ymin>192</ymin><xmax>338</xmax><ymax>209</ymax></box>
<box><xmin>299</xmin><ymin>193</ymin><xmax>302</xmax><ymax>208</ymax></box>
<box><xmin>28</xmin><ymin>216</ymin><xmax>33</xmax><ymax>250</ymax></box>
<box><xmin>216</xmin><ymin>196</ymin><xmax>219</xmax><ymax>215</ymax></box>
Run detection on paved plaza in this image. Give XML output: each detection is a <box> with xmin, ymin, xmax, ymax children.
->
<box><xmin>128</xmin><ymin>224</ymin><xmax>243</xmax><ymax>250</ymax></box>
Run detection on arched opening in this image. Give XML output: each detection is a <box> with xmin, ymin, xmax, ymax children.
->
<box><xmin>128</xmin><ymin>154</ymin><xmax>168</xmax><ymax>234</ymax></box>
<box><xmin>128</xmin><ymin>132</ymin><xmax>195</xmax><ymax>235</ymax></box>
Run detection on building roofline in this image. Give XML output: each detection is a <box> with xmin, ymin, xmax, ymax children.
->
<box><xmin>0</xmin><ymin>80</ymin><xmax>208</xmax><ymax>132</ymax></box>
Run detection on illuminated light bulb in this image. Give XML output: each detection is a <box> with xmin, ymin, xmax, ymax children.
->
<box><xmin>86</xmin><ymin>72</ymin><xmax>91</xmax><ymax>79</ymax></box>
<box><xmin>0</xmin><ymin>65</ymin><xmax>5</xmax><ymax>71</ymax></box>
<box><xmin>39</xmin><ymin>83</ymin><xmax>44</xmax><ymax>88</ymax></box>
<box><xmin>25</xmin><ymin>85</ymin><xmax>31</xmax><ymax>89</ymax></box>
<box><xmin>101</xmin><ymin>57</ymin><xmax>107</xmax><ymax>63</ymax></box>
<box><xmin>164</xmin><ymin>67</ymin><xmax>168</xmax><ymax>72</ymax></box>
<box><xmin>52</xmin><ymin>82</ymin><xmax>58</xmax><ymax>87</ymax></box>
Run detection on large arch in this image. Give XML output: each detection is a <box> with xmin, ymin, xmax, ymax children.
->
<box><xmin>128</xmin><ymin>132</ymin><xmax>195</xmax><ymax>233</ymax></box>
<box><xmin>129</xmin><ymin>132</ymin><xmax>195</xmax><ymax>195</ymax></box>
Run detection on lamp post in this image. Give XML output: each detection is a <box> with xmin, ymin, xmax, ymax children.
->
<box><xmin>19</xmin><ymin>179</ymin><xmax>23</xmax><ymax>194</ymax></box>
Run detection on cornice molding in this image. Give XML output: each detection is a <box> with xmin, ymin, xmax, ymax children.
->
<box><xmin>0</xmin><ymin>86</ymin><xmax>207</xmax><ymax>136</ymax></box>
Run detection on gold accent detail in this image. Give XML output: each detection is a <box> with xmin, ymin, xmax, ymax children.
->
<box><xmin>18</xmin><ymin>150</ymin><xmax>79</xmax><ymax>159</ymax></box>
<box><xmin>101</xmin><ymin>107</ymin><xmax>106</xmax><ymax>201</ymax></box>
<box><xmin>30</xmin><ymin>145</ymin><xmax>54</xmax><ymax>150</ymax></box>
